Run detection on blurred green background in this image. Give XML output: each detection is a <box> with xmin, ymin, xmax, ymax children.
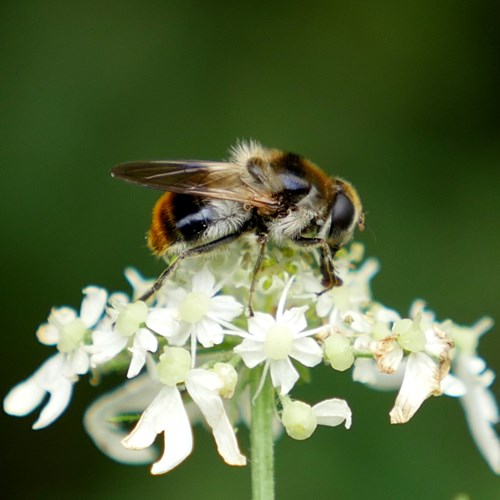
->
<box><xmin>1</xmin><ymin>1</ymin><xmax>499</xmax><ymax>498</ymax></box>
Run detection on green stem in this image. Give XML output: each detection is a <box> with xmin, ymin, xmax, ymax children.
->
<box><xmin>250</xmin><ymin>366</ymin><xmax>275</xmax><ymax>500</ymax></box>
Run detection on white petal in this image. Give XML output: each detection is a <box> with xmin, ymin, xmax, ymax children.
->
<box><xmin>127</xmin><ymin>331</ymin><xmax>157</xmax><ymax>378</ymax></box>
<box><xmin>122</xmin><ymin>386</ymin><xmax>193</xmax><ymax>474</ymax></box>
<box><xmin>89</xmin><ymin>330</ymin><xmax>128</xmax><ymax>367</ymax></box>
<box><xmin>352</xmin><ymin>358</ymin><xmax>404</xmax><ymax>390</ymax></box>
<box><xmin>33</xmin><ymin>376</ymin><xmax>73</xmax><ymax>429</ymax></box>
<box><xmin>270</xmin><ymin>358</ymin><xmax>299</xmax><ymax>395</ymax></box>
<box><xmin>192</xmin><ymin>268</ymin><xmax>215</xmax><ymax>294</ymax></box>
<box><xmin>186</xmin><ymin>369</ymin><xmax>246</xmax><ymax>466</ymax></box>
<box><xmin>290</xmin><ymin>337</ymin><xmax>323</xmax><ymax>367</ymax></box>
<box><xmin>146</xmin><ymin>308</ymin><xmax>179</xmax><ymax>338</ymax></box>
<box><xmin>4</xmin><ymin>378</ymin><xmax>46</xmax><ymax>417</ymax></box>
<box><xmin>135</xmin><ymin>328</ymin><xmax>158</xmax><ymax>353</ymax></box>
<box><xmin>84</xmin><ymin>374</ymin><xmax>160</xmax><ymax>464</ymax></box>
<box><xmin>36</xmin><ymin>324</ymin><xmax>60</xmax><ymax>345</ymax></box>
<box><xmin>127</xmin><ymin>351</ymin><xmax>146</xmax><ymax>379</ymax></box>
<box><xmin>123</xmin><ymin>386</ymin><xmax>175</xmax><ymax>448</ymax></box>
<box><xmin>208</xmin><ymin>296</ymin><xmax>244</xmax><ymax>321</ymax></box>
<box><xmin>166</xmin><ymin>324</ymin><xmax>192</xmax><ymax>347</ymax></box>
<box><xmin>375</xmin><ymin>338</ymin><xmax>404</xmax><ymax>374</ymax></box>
<box><xmin>152</xmin><ymin>409</ymin><xmax>193</xmax><ymax>473</ymax></box>
<box><xmin>456</xmin><ymin>356</ymin><xmax>500</xmax><ymax>474</ymax></box>
<box><xmin>248</xmin><ymin>313</ymin><xmax>276</xmax><ymax>340</ymax></box>
<box><xmin>124</xmin><ymin>267</ymin><xmax>155</xmax><ymax>301</ymax></box>
<box><xmin>316</xmin><ymin>293</ymin><xmax>333</xmax><ymax>318</ymax></box>
<box><xmin>313</xmin><ymin>398</ymin><xmax>352</xmax><ymax>429</ymax></box>
<box><xmin>50</xmin><ymin>307</ymin><xmax>77</xmax><ymax>325</ymax></box>
<box><xmin>34</xmin><ymin>352</ymin><xmax>67</xmax><ymax>387</ymax></box>
<box><xmin>194</xmin><ymin>318</ymin><xmax>224</xmax><ymax>347</ymax></box>
<box><xmin>390</xmin><ymin>352</ymin><xmax>440</xmax><ymax>424</ymax></box>
<box><xmin>80</xmin><ymin>286</ymin><xmax>107</xmax><ymax>328</ymax></box>
<box><xmin>234</xmin><ymin>339</ymin><xmax>267</xmax><ymax>368</ymax></box>
<box><xmin>441</xmin><ymin>374</ymin><xmax>466</xmax><ymax>397</ymax></box>
<box><xmin>424</xmin><ymin>326</ymin><xmax>453</xmax><ymax>359</ymax></box>
<box><xmin>69</xmin><ymin>349</ymin><xmax>90</xmax><ymax>376</ymax></box>
<box><xmin>348</xmin><ymin>311</ymin><xmax>373</xmax><ymax>334</ymax></box>
<box><xmin>281</xmin><ymin>306</ymin><xmax>308</xmax><ymax>334</ymax></box>
<box><xmin>3</xmin><ymin>354</ymin><xmax>69</xmax><ymax>427</ymax></box>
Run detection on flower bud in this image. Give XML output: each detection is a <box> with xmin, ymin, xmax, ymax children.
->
<box><xmin>393</xmin><ymin>314</ymin><xmax>425</xmax><ymax>352</ymax></box>
<box><xmin>157</xmin><ymin>347</ymin><xmax>191</xmax><ymax>387</ymax></box>
<box><xmin>324</xmin><ymin>333</ymin><xmax>354</xmax><ymax>371</ymax></box>
<box><xmin>281</xmin><ymin>400</ymin><xmax>317</xmax><ymax>440</ymax></box>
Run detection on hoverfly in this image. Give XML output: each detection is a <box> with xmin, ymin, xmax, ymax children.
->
<box><xmin>112</xmin><ymin>141</ymin><xmax>364</xmax><ymax>314</ymax></box>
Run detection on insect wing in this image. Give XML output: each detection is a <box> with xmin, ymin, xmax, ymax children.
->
<box><xmin>112</xmin><ymin>160</ymin><xmax>278</xmax><ymax>209</ymax></box>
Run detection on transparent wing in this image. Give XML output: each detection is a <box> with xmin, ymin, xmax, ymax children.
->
<box><xmin>111</xmin><ymin>160</ymin><xmax>278</xmax><ymax>208</ymax></box>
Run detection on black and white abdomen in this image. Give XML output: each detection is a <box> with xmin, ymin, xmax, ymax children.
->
<box><xmin>148</xmin><ymin>192</ymin><xmax>252</xmax><ymax>255</ymax></box>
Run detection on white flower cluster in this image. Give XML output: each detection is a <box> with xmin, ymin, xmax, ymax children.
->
<box><xmin>3</xmin><ymin>242</ymin><xmax>499</xmax><ymax>474</ymax></box>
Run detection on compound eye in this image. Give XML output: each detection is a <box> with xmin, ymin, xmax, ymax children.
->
<box><xmin>329</xmin><ymin>192</ymin><xmax>355</xmax><ymax>235</ymax></box>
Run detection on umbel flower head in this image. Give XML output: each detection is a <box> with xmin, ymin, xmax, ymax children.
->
<box><xmin>3</xmin><ymin>241</ymin><xmax>499</xmax><ymax>476</ymax></box>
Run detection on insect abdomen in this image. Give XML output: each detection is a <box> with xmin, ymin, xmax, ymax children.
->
<box><xmin>148</xmin><ymin>192</ymin><xmax>179</xmax><ymax>255</ymax></box>
<box><xmin>149</xmin><ymin>192</ymin><xmax>212</xmax><ymax>255</ymax></box>
<box><xmin>148</xmin><ymin>192</ymin><xmax>251</xmax><ymax>255</ymax></box>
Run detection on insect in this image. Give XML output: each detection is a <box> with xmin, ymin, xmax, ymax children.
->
<box><xmin>112</xmin><ymin>140</ymin><xmax>364</xmax><ymax>313</ymax></box>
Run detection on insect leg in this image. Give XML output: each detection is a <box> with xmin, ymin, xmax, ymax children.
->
<box><xmin>292</xmin><ymin>237</ymin><xmax>342</xmax><ymax>291</ymax></box>
<box><xmin>247</xmin><ymin>233</ymin><xmax>269</xmax><ymax>317</ymax></box>
<box><xmin>319</xmin><ymin>243</ymin><xmax>342</xmax><ymax>290</ymax></box>
<box><xmin>137</xmin><ymin>230</ymin><xmax>247</xmax><ymax>303</ymax></box>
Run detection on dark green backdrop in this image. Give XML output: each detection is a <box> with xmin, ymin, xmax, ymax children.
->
<box><xmin>2</xmin><ymin>1</ymin><xmax>499</xmax><ymax>499</ymax></box>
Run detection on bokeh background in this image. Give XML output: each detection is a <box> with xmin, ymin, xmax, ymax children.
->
<box><xmin>1</xmin><ymin>1</ymin><xmax>499</xmax><ymax>498</ymax></box>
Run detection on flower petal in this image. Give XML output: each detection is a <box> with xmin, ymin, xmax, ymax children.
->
<box><xmin>269</xmin><ymin>358</ymin><xmax>299</xmax><ymax>395</ymax></box>
<box><xmin>313</xmin><ymin>398</ymin><xmax>352</xmax><ymax>429</ymax></box>
<box><xmin>3</xmin><ymin>353</ymin><xmax>74</xmax><ymax>429</ymax></box>
<box><xmin>208</xmin><ymin>295</ymin><xmax>244</xmax><ymax>321</ymax></box>
<box><xmin>3</xmin><ymin>378</ymin><xmax>46</xmax><ymax>417</ymax></box>
<box><xmin>352</xmin><ymin>358</ymin><xmax>404</xmax><ymax>390</ymax></box>
<box><xmin>290</xmin><ymin>337</ymin><xmax>323</xmax><ymax>367</ymax></box>
<box><xmin>375</xmin><ymin>338</ymin><xmax>404</xmax><ymax>374</ymax></box>
<box><xmin>122</xmin><ymin>386</ymin><xmax>193</xmax><ymax>474</ymax></box>
<box><xmin>50</xmin><ymin>307</ymin><xmax>77</xmax><ymax>326</ymax></box>
<box><xmin>146</xmin><ymin>308</ymin><xmax>179</xmax><ymax>338</ymax></box>
<box><xmin>194</xmin><ymin>318</ymin><xmax>224</xmax><ymax>347</ymax></box>
<box><xmin>456</xmin><ymin>355</ymin><xmax>500</xmax><ymax>474</ymax></box>
<box><xmin>127</xmin><ymin>329</ymin><xmax>158</xmax><ymax>378</ymax></box>
<box><xmin>247</xmin><ymin>313</ymin><xmax>276</xmax><ymax>340</ymax></box>
<box><xmin>89</xmin><ymin>330</ymin><xmax>128</xmax><ymax>367</ymax></box>
<box><xmin>33</xmin><ymin>376</ymin><xmax>73</xmax><ymax>429</ymax></box>
<box><xmin>186</xmin><ymin>369</ymin><xmax>246</xmax><ymax>466</ymax></box>
<box><xmin>80</xmin><ymin>286</ymin><xmax>107</xmax><ymax>328</ymax></box>
<box><xmin>281</xmin><ymin>306</ymin><xmax>308</xmax><ymax>334</ymax></box>
<box><xmin>234</xmin><ymin>339</ymin><xmax>267</xmax><ymax>368</ymax></box>
<box><xmin>36</xmin><ymin>324</ymin><xmax>60</xmax><ymax>345</ymax></box>
<box><xmin>69</xmin><ymin>349</ymin><xmax>90</xmax><ymax>376</ymax></box>
<box><xmin>390</xmin><ymin>352</ymin><xmax>441</xmax><ymax>424</ymax></box>
<box><xmin>192</xmin><ymin>268</ymin><xmax>215</xmax><ymax>294</ymax></box>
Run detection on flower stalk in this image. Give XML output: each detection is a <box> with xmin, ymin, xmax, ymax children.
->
<box><xmin>250</xmin><ymin>366</ymin><xmax>275</xmax><ymax>500</ymax></box>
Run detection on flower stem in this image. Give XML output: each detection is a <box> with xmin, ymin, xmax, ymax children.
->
<box><xmin>250</xmin><ymin>366</ymin><xmax>275</xmax><ymax>500</ymax></box>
